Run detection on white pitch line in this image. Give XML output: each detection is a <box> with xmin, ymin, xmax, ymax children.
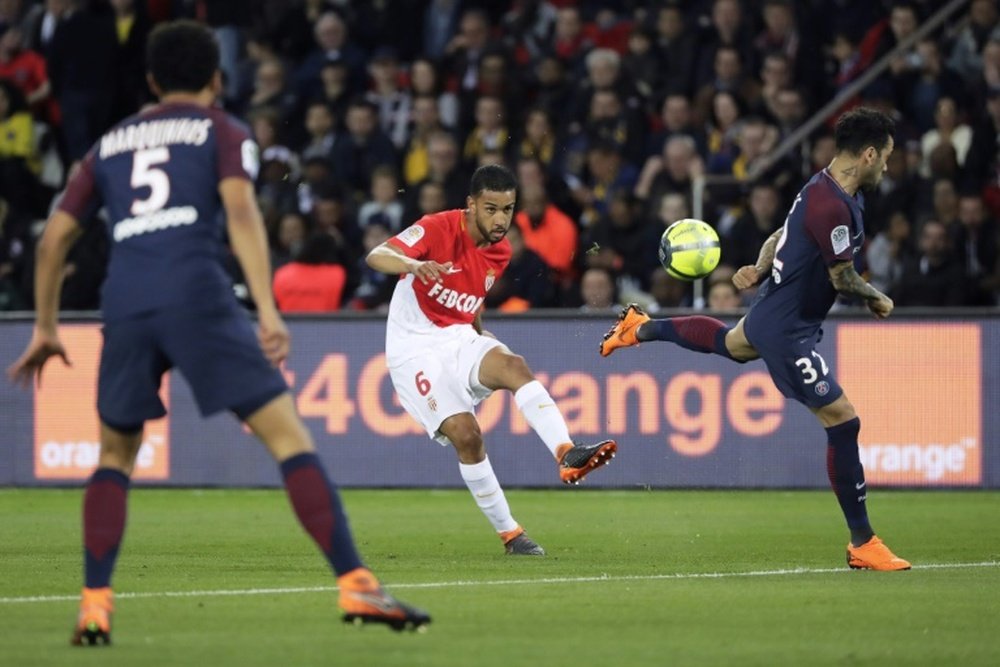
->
<box><xmin>1</xmin><ymin>561</ymin><xmax>996</xmax><ymax>605</ymax></box>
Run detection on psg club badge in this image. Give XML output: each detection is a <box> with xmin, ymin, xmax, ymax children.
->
<box><xmin>815</xmin><ymin>381</ymin><xmax>830</xmax><ymax>396</ymax></box>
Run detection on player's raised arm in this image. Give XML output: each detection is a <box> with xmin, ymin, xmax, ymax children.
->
<box><xmin>733</xmin><ymin>227</ymin><xmax>783</xmax><ymax>290</ymax></box>
<box><xmin>828</xmin><ymin>261</ymin><xmax>894</xmax><ymax>319</ymax></box>
<box><xmin>366</xmin><ymin>242</ymin><xmax>452</xmax><ymax>284</ymax></box>
<box><xmin>219</xmin><ymin>177</ymin><xmax>289</xmax><ymax>365</ymax></box>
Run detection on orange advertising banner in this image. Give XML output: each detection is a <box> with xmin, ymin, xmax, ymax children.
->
<box><xmin>838</xmin><ymin>323</ymin><xmax>981</xmax><ymax>486</ymax></box>
<box><xmin>33</xmin><ymin>325</ymin><xmax>170</xmax><ymax>480</ymax></box>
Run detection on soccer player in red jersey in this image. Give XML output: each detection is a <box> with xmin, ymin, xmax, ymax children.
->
<box><xmin>367</xmin><ymin>164</ymin><xmax>618</xmax><ymax>555</ymax></box>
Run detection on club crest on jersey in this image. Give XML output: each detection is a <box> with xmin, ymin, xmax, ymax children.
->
<box><xmin>427</xmin><ymin>396</ymin><xmax>438</xmax><ymax>412</ymax></box>
<box><xmin>485</xmin><ymin>269</ymin><xmax>496</xmax><ymax>291</ymax></box>
<box><xmin>815</xmin><ymin>380</ymin><xmax>830</xmax><ymax>396</ymax></box>
<box><xmin>396</xmin><ymin>225</ymin><xmax>425</xmax><ymax>248</ymax></box>
<box><xmin>831</xmin><ymin>225</ymin><xmax>850</xmax><ymax>254</ymax></box>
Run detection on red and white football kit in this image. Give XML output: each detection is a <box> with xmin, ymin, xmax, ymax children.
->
<box><xmin>385</xmin><ymin>209</ymin><xmax>512</xmax><ymax>443</ymax></box>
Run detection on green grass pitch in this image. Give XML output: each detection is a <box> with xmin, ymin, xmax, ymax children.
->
<box><xmin>1</xmin><ymin>488</ymin><xmax>998</xmax><ymax>667</ymax></box>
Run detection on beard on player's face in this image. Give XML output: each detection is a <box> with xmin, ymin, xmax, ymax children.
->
<box><xmin>474</xmin><ymin>208</ymin><xmax>510</xmax><ymax>244</ymax></box>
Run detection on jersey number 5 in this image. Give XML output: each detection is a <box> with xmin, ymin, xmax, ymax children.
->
<box><xmin>131</xmin><ymin>147</ymin><xmax>171</xmax><ymax>216</ymax></box>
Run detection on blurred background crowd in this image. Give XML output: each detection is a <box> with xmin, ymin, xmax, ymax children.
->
<box><xmin>0</xmin><ymin>0</ymin><xmax>998</xmax><ymax>314</ymax></box>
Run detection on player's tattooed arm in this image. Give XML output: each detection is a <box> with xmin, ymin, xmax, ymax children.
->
<box><xmin>828</xmin><ymin>261</ymin><xmax>894</xmax><ymax>319</ymax></box>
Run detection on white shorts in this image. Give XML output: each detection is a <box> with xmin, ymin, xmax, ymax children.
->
<box><xmin>387</xmin><ymin>327</ymin><xmax>506</xmax><ymax>445</ymax></box>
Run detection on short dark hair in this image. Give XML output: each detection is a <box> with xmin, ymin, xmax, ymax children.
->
<box><xmin>470</xmin><ymin>164</ymin><xmax>517</xmax><ymax>196</ymax></box>
<box><xmin>147</xmin><ymin>20</ymin><xmax>219</xmax><ymax>94</ymax></box>
<box><xmin>834</xmin><ymin>107</ymin><xmax>895</xmax><ymax>156</ymax></box>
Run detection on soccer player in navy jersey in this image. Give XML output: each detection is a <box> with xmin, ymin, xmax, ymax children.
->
<box><xmin>601</xmin><ymin>107</ymin><xmax>911</xmax><ymax>571</ymax></box>
<box><xmin>6</xmin><ymin>21</ymin><xmax>429</xmax><ymax>644</ymax></box>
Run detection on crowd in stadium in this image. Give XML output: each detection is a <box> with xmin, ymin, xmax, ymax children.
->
<box><xmin>0</xmin><ymin>0</ymin><xmax>998</xmax><ymax>313</ymax></box>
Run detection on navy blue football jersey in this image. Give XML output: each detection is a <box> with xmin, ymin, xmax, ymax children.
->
<box><xmin>746</xmin><ymin>169</ymin><xmax>865</xmax><ymax>341</ymax></box>
<box><xmin>59</xmin><ymin>102</ymin><xmax>258</xmax><ymax>321</ymax></box>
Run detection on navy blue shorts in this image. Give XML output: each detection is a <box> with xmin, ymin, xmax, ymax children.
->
<box><xmin>96</xmin><ymin>304</ymin><xmax>289</xmax><ymax>427</ymax></box>
<box><xmin>744</xmin><ymin>327</ymin><xmax>843</xmax><ymax>410</ymax></box>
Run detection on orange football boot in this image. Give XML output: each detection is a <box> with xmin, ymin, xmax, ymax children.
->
<box><xmin>600</xmin><ymin>304</ymin><xmax>650</xmax><ymax>357</ymax></box>
<box><xmin>71</xmin><ymin>587</ymin><xmax>113</xmax><ymax>646</ymax></box>
<box><xmin>557</xmin><ymin>440</ymin><xmax>618</xmax><ymax>484</ymax></box>
<box><xmin>847</xmin><ymin>536</ymin><xmax>911</xmax><ymax>571</ymax></box>
<box><xmin>338</xmin><ymin>567</ymin><xmax>431</xmax><ymax>632</ymax></box>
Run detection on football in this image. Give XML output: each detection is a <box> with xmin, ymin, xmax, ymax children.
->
<box><xmin>658</xmin><ymin>218</ymin><xmax>722</xmax><ymax>281</ymax></box>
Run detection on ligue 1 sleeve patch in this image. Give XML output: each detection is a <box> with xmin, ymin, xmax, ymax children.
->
<box><xmin>241</xmin><ymin>139</ymin><xmax>259</xmax><ymax>179</ymax></box>
<box><xmin>831</xmin><ymin>225</ymin><xmax>850</xmax><ymax>254</ymax></box>
<box><xmin>396</xmin><ymin>225</ymin><xmax>425</xmax><ymax>247</ymax></box>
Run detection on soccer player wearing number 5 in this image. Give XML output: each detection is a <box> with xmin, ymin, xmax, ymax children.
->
<box><xmin>367</xmin><ymin>164</ymin><xmax>618</xmax><ymax>556</ymax></box>
<box><xmin>601</xmin><ymin>108</ymin><xmax>910</xmax><ymax>571</ymax></box>
<box><xmin>6</xmin><ymin>21</ymin><xmax>429</xmax><ymax>644</ymax></box>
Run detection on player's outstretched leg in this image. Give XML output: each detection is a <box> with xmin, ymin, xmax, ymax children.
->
<box><xmin>338</xmin><ymin>568</ymin><xmax>432</xmax><ymax>632</ymax></box>
<box><xmin>71</xmin><ymin>587</ymin><xmax>114</xmax><ymax>646</ymax></box>
<box><xmin>600</xmin><ymin>304</ymin><xmax>739</xmax><ymax>361</ymax></box>
<box><xmin>555</xmin><ymin>440</ymin><xmax>618</xmax><ymax>485</ymax></box>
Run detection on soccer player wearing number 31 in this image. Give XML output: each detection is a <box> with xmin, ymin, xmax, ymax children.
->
<box><xmin>7</xmin><ymin>21</ymin><xmax>429</xmax><ymax>644</ymax></box>
<box><xmin>601</xmin><ymin>108</ymin><xmax>910</xmax><ymax>571</ymax></box>
<box><xmin>367</xmin><ymin>164</ymin><xmax>617</xmax><ymax>556</ymax></box>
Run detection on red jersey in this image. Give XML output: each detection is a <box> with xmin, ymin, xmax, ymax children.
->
<box><xmin>384</xmin><ymin>209</ymin><xmax>511</xmax><ymax>361</ymax></box>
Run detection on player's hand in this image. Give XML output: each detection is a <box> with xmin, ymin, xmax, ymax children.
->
<box><xmin>732</xmin><ymin>265</ymin><xmax>763</xmax><ymax>290</ymax></box>
<box><xmin>412</xmin><ymin>260</ymin><xmax>452</xmax><ymax>284</ymax></box>
<box><xmin>867</xmin><ymin>293</ymin><xmax>894</xmax><ymax>319</ymax></box>
<box><xmin>257</xmin><ymin>310</ymin><xmax>290</xmax><ymax>366</ymax></box>
<box><xmin>6</xmin><ymin>328</ymin><xmax>71</xmax><ymax>389</ymax></box>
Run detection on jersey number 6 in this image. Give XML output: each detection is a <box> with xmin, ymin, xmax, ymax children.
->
<box><xmin>415</xmin><ymin>371</ymin><xmax>431</xmax><ymax>396</ymax></box>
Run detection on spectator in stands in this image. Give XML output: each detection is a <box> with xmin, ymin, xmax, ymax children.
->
<box><xmin>296</xmin><ymin>10</ymin><xmax>365</xmax><ymax>100</ymax></box>
<box><xmin>647</xmin><ymin>93</ymin><xmax>705</xmax><ymax>158</ymax></box>
<box><xmin>443</xmin><ymin>8</ymin><xmax>495</xmax><ymax>104</ymax></box>
<box><xmin>622</xmin><ymin>26</ymin><xmax>660</xmax><ymax>107</ymax></box>
<box><xmin>401</xmin><ymin>94</ymin><xmax>443</xmax><ymax>188</ymax></box>
<box><xmin>579</xmin><ymin>266</ymin><xmax>617</xmax><ymax>311</ymax></box>
<box><xmin>329</xmin><ymin>96</ymin><xmax>397</xmax><ymax>199</ymax></box>
<box><xmin>273</xmin><ymin>233</ymin><xmax>348</xmax><ymax>313</ymax></box>
<box><xmin>948</xmin><ymin>0</ymin><xmax>1000</xmax><ymax>86</ymax></box>
<box><xmin>525</xmin><ymin>52</ymin><xmax>573</xmax><ymax>122</ymax></box>
<box><xmin>694</xmin><ymin>0</ymin><xmax>755</xmax><ymax>91</ymax></box>
<box><xmin>755</xmin><ymin>0</ymin><xmax>800</xmax><ymax>70</ymax></box>
<box><xmin>694</xmin><ymin>45</ymin><xmax>760</xmax><ymax>128</ymax></box>
<box><xmin>901</xmin><ymin>38</ymin><xmax>966</xmax><ymax>134</ymax></box>
<box><xmin>570</xmin><ymin>138</ymin><xmax>639</xmax><ymax>228</ymax></box>
<box><xmin>707</xmin><ymin>279</ymin><xmax>742</xmax><ymax>311</ymax></box>
<box><xmin>422</xmin><ymin>0</ymin><xmax>461</xmax><ymax>63</ymax></box>
<box><xmin>365</xmin><ymin>46</ymin><xmax>410</xmax><ymax>150</ymax></box>
<box><xmin>415</xmin><ymin>179</ymin><xmax>446</xmax><ymax>218</ymax></box>
<box><xmin>580</xmin><ymin>190</ymin><xmax>658</xmax><ymax>291</ymax></box>
<box><xmin>244</xmin><ymin>57</ymin><xmax>297</xmax><ymax>122</ymax></box>
<box><xmin>407</xmin><ymin>57</ymin><xmax>459</xmax><ymax>130</ymax></box>
<box><xmin>0</xmin><ymin>196</ymin><xmax>30</xmax><ymax>310</ymax></box>
<box><xmin>866</xmin><ymin>209</ymin><xmax>913</xmax><ymax>295</ymax></box>
<box><xmin>312</xmin><ymin>57</ymin><xmax>352</xmax><ymax>125</ymax></box>
<box><xmin>655</xmin><ymin>191</ymin><xmax>690</xmax><ymax>229</ymax></box>
<box><xmin>648</xmin><ymin>268</ymin><xmax>690</xmax><ymax>311</ymax></box>
<box><xmin>357</xmin><ymin>165</ymin><xmax>404</xmax><ymax>232</ymax></box>
<box><xmin>109</xmin><ymin>0</ymin><xmax>149</xmax><ymax>122</ymax></box>
<box><xmin>509</xmin><ymin>106</ymin><xmax>558</xmax><ymax>174</ymax></box>
<box><xmin>514</xmin><ymin>182</ymin><xmax>578</xmax><ymax>279</ymax></box>
<box><xmin>720</xmin><ymin>182</ymin><xmax>783</xmax><ymax>269</ymax></box>
<box><xmin>272</xmin><ymin>211</ymin><xmax>309</xmax><ymax>269</ymax></box>
<box><xmin>965</xmin><ymin>88</ymin><xmax>1000</xmax><ymax>213</ymax></box>
<box><xmin>348</xmin><ymin>221</ymin><xmax>395</xmax><ymax>311</ymax></box>
<box><xmin>0</xmin><ymin>80</ymin><xmax>39</xmax><ymax>214</ymax></box>
<box><xmin>951</xmin><ymin>192</ymin><xmax>1000</xmax><ymax>305</ymax></box>
<box><xmin>299</xmin><ymin>100</ymin><xmax>337</xmax><ymax>163</ymax></box>
<box><xmin>462</xmin><ymin>95</ymin><xmax>509</xmax><ymax>167</ymax></box>
<box><xmin>410</xmin><ymin>130</ymin><xmax>467</xmax><ymax>214</ymax></box>
<box><xmin>47</xmin><ymin>0</ymin><xmax>118</xmax><ymax>161</ymax></box>
<box><xmin>919</xmin><ymin>97</ymin><xmax>972</xmax><ymax>178</ymax></box>
<box><xmin>310</xmin><ymin>182</ymin><xmax>360</xmax><ymax>264</ymax></box>
<box><xmin>893</xmin><ymin>219</ymin><xmax>969</xmax><ymax>306</ymax></box>
<box><xmin>652</xmin><ymin>3</ymin><xmax>697</xmax><ymax>97</ymax></box>
<box><xmin>704</xmin><ymin>89</ymin><xmax>743</xmax><ymax>174</ymax></box>
<box><xmin>500</xmin><ymin>0</ymin><xmax>558</xmax><ymax>66</ymax></box>
<box><xmin>568</xmin><ymin>48</ymin><xmax>639</xmax><ymax>134</ymax></box>
<box><xmin>0</xmin><ymin>23</ymin><xmax>54</xmax><ymax>123</ymax></box>
<box><xmin>756</xmin><ymin>52</ymin><xmax>793</xmax><ymax>121</ymax></box>
<box><xmin>635</xmin><ymin>134</ymin><xmax>704</xmax><ymax>218</ymax></box>
<box><xmin>552</xmin><ymin>5</ymin><xmax>593</xmax><ymax>73</ymax></box>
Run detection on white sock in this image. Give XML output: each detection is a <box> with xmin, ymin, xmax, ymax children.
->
<box><xmin>459</xmin><ymin>457</ymin><xmax>518</xmax><ymax>534</ymax></box>
<box><xmin>514</xmin><ymin>380</ymin><xmax>571</xmax><ymax>459</ymax></box>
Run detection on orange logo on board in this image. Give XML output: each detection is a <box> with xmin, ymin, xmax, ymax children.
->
<box><xmin>34</xmin><ymin>324</ymin><xmax>170</xmax><ymax>480</ymax></box>
<box><xmin>838</xmin><ymin>323</ymin><xmax>980</xmax><ymax>486</ymax></box>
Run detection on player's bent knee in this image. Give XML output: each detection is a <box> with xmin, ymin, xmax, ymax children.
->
<box><xmin>814</xmin><ymin>395</ymin><xmax>858</xmax><ymax>427</ymax></box>
<box><xmin>441</xmin><ymin>414</ymin><xmax>485</xmax><ymax>462</ymax></box>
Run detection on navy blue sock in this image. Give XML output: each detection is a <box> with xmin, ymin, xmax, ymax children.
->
<box><xmin>83</xmin><ymin>468</ymin><xmax>130</xmax><ymax>589</ymax></box>
<box><xmin>280</xmin><ymin>452</ymin><xmax>364</xmax><ymax>576</ymax></box>
<box><xmin>637</xmin><ymin>316</ymin><xmax>735</xmax><ymax>360</ymax></box>
<box><xmin>825</xmin><ymin>418</ymin><xmax>874</xmax><ymax>546</ymax></box>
